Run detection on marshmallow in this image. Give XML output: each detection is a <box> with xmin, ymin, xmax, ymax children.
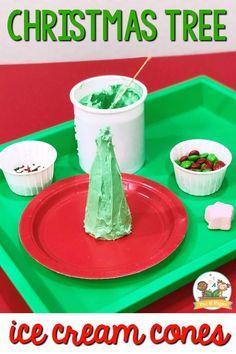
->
<box><xmin>205</xmin><ymin>202</ymin><xmax>234</xmax><ymax>230</ymax></box>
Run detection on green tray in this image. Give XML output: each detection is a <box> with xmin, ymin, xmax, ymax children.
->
<box><xmin>0</xmin><ymin>76</ymin><xmax>236</xmax><ymax>313</ymax></box>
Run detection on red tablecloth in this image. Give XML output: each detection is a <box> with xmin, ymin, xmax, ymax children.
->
<box><xmin>0</xmin><ymin>53</ymin><xmax>236</xmax><ymax>313</ymax></box>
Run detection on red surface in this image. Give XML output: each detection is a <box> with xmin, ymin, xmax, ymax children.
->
<box><xmin>0</xmin><ymin>268</ymin><xmax>31</xmax><ymax>313</ymax></box>
<box><xmin>1</xmin><ymin>52</ymin><xmax>236</xmax><ymax>144</ymax></box>
<box><xmin>140</xmin><ymin>260</ymin><xmax>236</xmax><ymax>313</ymax></box>
<box><xmin>20</xmin><ymin>175</ymin><xmax>187</xmax><ymax>278</ymax></box>
<box><xmin>0</xmin><ymin>52</ymin><xmax>236</xmax><ymax>311</ymax></box>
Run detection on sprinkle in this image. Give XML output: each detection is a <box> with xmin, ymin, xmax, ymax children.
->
<box><xmin>14</xmin><ymin>164</ymin><xmax>45</xmax><ymax>174</ymax></box>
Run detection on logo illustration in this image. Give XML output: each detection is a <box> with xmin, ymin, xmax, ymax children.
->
<box><xmin>193</xmin><ymin>271</ymin><xmax>233</xmax><ymax>310</ymax></box>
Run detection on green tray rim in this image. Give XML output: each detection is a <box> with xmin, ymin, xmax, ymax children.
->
<box><xmin>0</xmin><ymin>75</ymin><xmax>236</xmax><ymax>313</ymax></box>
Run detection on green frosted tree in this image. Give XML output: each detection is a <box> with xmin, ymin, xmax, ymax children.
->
<box><xmin>84</xmin><ymin>127</ymin><xmax>132</xmax><ymax>240</ymax></box>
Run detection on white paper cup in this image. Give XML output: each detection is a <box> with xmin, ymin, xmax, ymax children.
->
<box><xmin>0</xmin><ymin>141</ymin><xmax>57</xmax><ymax>196</ymax></box>
<box><xmin>170</xmin><ymin>139</ymin><xmax>232</xmax><ymax>196</ymax></box>
<box><xmin>70</xmin><ymin>75</ymin><xmax>147</xmax><ymax>173</ymax></box>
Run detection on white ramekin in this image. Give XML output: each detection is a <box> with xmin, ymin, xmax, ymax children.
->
<box><xmin>0</xmin><ymin>140</ymin><xmax>57</xmax><ymax>196</ymax></box>
<box><xmin>170</xmin><ymin>139</ymin><xmax>232</xmax><ymax>196</ymax></box>
<box><xmin>70</xmin><ymin>75</ymin><xmax>147</xmax><ymax>174</ymax></box>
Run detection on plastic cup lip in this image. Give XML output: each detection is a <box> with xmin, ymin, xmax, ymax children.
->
<box><xmin>170</xmin><ymin>139</ymin><xmax>232</xmax><ymax>175</ymax></box>
<box><xmin>0</xmin><ymin>140</ymin><xmax>57</xmax><ymax>176</ymax></box>
<box><xmin>70</xmin><ymin>75</ymin><xmax>148</xmax><ymax>115</ymax></box>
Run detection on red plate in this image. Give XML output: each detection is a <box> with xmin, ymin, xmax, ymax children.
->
<box><xmin>19</xmin><ymin>174</ymin><xmax>188</xmax><ymax>279</ymax></box>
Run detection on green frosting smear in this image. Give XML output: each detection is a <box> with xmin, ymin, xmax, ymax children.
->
<box><xmin>84</xmin><ymin>127</ymin><xmax>132</xmax><ymax>240</ymax></box>
<box><xmin>79</xmin><ymin>84</ymin><xmax>141</xmax><ymax>109</ymax></box>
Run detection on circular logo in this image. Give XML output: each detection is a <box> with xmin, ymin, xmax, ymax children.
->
<box><xmin>193</xmin><ymin>271</ymin><xmax>232</xmax><ymax>310</ymax></box>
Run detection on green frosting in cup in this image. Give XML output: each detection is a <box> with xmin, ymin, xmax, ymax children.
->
<box><xmin>79</xmin><ymin>84</ymin><xmax>140</xmax><ymax>109</ymax></box>
<box><xmin>84</xmin><ymin>127</ymin><xmax>132</xmax><ymax>240</ymax></box>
